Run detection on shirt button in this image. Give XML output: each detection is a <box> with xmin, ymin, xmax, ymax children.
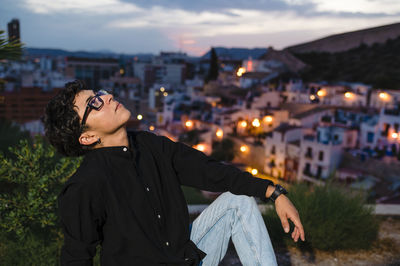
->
<box><xmin>123</xmin><ymin>147</ymin><xmax>128</xmax><ymax>152</ymax></box>
<box><xmin>165</xmin><ymin>242</ymin><xmax>169</xmax><ymax>246</ymax></box>
<box><xmin>157</xmin><ymin>214</ymin><xmax>161</xmax><ymax>219</ymax></box>
<box><xmin>146</xmin><ymin>187</ymin><xmax>150</xmax><ymax>192</ymax></box>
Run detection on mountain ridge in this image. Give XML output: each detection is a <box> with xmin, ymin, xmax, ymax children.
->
<box><xmin>286</xmin><ymin>22</ymin><xmax>400</xmax><ymax>54</ymax></box>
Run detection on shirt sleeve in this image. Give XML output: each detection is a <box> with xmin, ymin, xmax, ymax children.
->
<box><xmin>58</xmin><ymin>181</ymin><xmax>105</xmax><ymax>266</ymax></box>
<box><xmin>145</xmin><ymin>131</ymin><xmax>274</xmax><ymax>199</ymax></box>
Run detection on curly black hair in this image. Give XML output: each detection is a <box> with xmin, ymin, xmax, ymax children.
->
<box><xmin>43</xmin><ymin>80</ymin><xmax>89</xmax><ymax>157</ymax></box>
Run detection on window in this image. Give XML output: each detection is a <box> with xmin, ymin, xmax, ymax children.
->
<box><xmin>304</xmin><ymin>163</ymin><xmax>311</xmax><ymax>175</ymax></box>
<box><xmin>317</xmin><ymin>166</ymin><xmax>322</xmax><ymax>178</ymax></box>
<box><xmin>305</xmin><ymin>147</ymin><xmax>312</xmax><ymax>158</ymax></box>
<box><xmin>319</xmin><ymin>151</ymin><xmax>324</xmax><ymax>161</ymax></box>
<box><xmin>382</xmin><ymin>123</ymin><xmax>390</xmax><ymax>136</ymax></box>
<box><xmin>271</xmin><ymin>145</ymin><xmax>276</xmax><ymax>155</ymax></box>
<box><xmin>367</xmin><ymin>132</ymin><xmax>374</xmax><ymax>143</ymax></box>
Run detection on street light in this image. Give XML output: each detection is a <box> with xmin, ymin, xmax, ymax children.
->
<box><xmin>240</xmin><ymin>145</ymin><xmax>248</xmax><ymax>152</ymax></box>
<box><xmin>216</xmin><ymin>129</ymin><xmax>223</xmax><ymax>138</ymax></box>
<box><xmin>344</xmin><ymin>92</ymin><xmax>353</xmax><ymax>99</ymax></box>
<box><xmin>379</xmin><ymin>92</ymin><xmax>389</xmax><ymax>100</ymax></box>
<box><xmin>185</xmin><ymin>120</ymin><xmax>193</xmax><ymax>129</ymax></box>
<box><xmin>137</xmin><ymin>114</ymin><xmax>143</xmax><ymax>120</ymax></box>
<box><xmin>194</xmin><ymin>144</ymin><xmax>205</xmax><ymax>152</ymax></box>
<box><xmin>317</xmin><ymin>89</ymin><xmax>326</xmax><ymax>97</ymax></box>
<box><xmin>252</xmin><ymin>118</ymin><xmax>260</xmax><ymax>127</ymax></box>
<box><xmin>236</xmin><ymin>67</ymin><xmax>246</xmax><ymax>77</ymax></box>
<box><xmin>263</xmin><ymin>116</ymin><xmax>273</xmax><ymax>123</ymax></box>
<box><xmin>239</xmin><ymin>121</ymin><xmax>247</xmax><ymax>128</ymax></box>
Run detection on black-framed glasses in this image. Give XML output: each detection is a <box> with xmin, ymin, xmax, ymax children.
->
<box><xmin>81</xmin><ymin>89</ymin><xmax>109</xmax><ymax>128</ymax></box>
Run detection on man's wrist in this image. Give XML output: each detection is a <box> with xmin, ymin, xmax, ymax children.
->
<box><xmin>265</xmin><ymin>185</ymin><xmax>276</xmax><ymax>198</ymax></box>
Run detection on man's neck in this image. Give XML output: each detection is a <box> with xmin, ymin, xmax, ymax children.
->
<box><xmin>98</xmin><ymin>127</ymin><xmax>129</xmax><ymax>148</ymax></box>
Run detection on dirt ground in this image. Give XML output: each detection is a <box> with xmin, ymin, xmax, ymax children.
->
<box><xmin>220</xmin><ymin>216</ymin><xmax>400</xmax><ymax>266</ymax></box>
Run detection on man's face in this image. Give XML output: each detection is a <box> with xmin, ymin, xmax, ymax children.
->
<box><xmin>74</xmin><ymin>89</ymin><xmax>131</xmax><ymax>137</ymax></box>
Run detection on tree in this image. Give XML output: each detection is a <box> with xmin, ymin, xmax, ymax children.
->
<box><xmin>0</xmin><ymin>29</ymin><xmax>24</xmax><ymax>61</ymax></box>
<box><xmin>0</xmin><ymin>118</ymin><xmax>31</xmax><ymax>158</ymax></box>
<box><xmin>0</xmin><ymin>136</ymin><xmax>81</xmax><ymax>240</ymax></box>
<box><xmin>211</xmin><ymin>138</ymin><xmax>236</xmax><ymax>162</ymax></box>
<box><xmin>205</xmin><ymin>47</ymin><xmax>219</xmax><ymax>83</ymax></box>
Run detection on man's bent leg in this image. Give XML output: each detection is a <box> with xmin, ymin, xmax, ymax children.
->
<box><xmin>190</xmin><ymin>192</ymin><xmax>277</xmax><ymax>266</ymax></box>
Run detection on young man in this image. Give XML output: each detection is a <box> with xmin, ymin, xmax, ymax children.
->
<box><xmin>44</xmin><ymin>80</ymin><xmax>305</xmax><ymax>266</ymax></box>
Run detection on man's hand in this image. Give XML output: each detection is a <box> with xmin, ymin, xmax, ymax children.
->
<box><xmin>274</xmin><ymin>194</ymin><xmax>305</xmax><ymax>242</ymax></box>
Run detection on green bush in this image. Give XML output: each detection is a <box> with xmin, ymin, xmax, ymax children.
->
<box><xmin>0</xmin><ymin>136</ymin><xmax>81</xmax><ymax>264</ymax></box>
<box><xmin>263</xmin><ymin>182</ymin><xmax>380</xmax><ymax>251</ymax></box>
<box><xmin>0</xmin><ymin>231</ymin><xmax>62</xmax><ymax>266</ymax></box>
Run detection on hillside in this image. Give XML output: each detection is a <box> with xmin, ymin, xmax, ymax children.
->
<box><xmin>294</xmin><ymin>36</ymin><xmax>400</xmax><ymax>90</ymax></box>
<box><xmin>201</xmin><ymin>47</ymin><xmax>268</xmax><ymax>61</ymax></box>
<box><xmin>286</xmin><ymin>22</ymin><xmax>400</xmax><ymax>54</ymax></box>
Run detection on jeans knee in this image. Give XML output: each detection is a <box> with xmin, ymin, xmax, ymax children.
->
<box><xmin>221</xmin><ymin>192</ymin><xmax>256</xmax><ymax>210</ymax></box>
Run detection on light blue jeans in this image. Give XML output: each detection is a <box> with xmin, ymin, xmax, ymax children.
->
<box><xmin>190</xmin><ymin>192</ymin><xmax>278</xmax><ymax>266</ymax></box>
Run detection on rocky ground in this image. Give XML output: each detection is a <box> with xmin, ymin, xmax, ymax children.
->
<box><xmin>219</xmin><ymin>216</ymin><xmax>400</xmax><ymax>266</ymax></box>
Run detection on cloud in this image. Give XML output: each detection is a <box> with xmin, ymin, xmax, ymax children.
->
<box><xmin>12</xmin><ymin>0</ymin><xmax>400</xmax><ymax>55</ymax></box>
<box><xmin>23</xmin><ymin>0</ymin><xmax>141</xmax><ymax>14</ymax></box>
<box><xmin>313</xmin><ymin>0</ymin><xmax>400</xmax><ymax>15</ymax></box>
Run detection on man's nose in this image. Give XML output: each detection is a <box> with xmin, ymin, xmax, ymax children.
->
<box><xmin>103</xmin><ymin>93</ymin><xmax>114</xmax><ymax>104</ymax></box>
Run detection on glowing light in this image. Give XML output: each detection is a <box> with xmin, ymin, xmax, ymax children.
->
<box><xmin>149</xmin><ymin>125</ymin><xmax>155</xmax><ymax>131</ymax></box>
<box><xmin>263</xmin><ymin>116</ymin><xmax>273</xmax><ymax>123</ymax></box>
<box><xmin>119</xmin><ymin>68</ymin><xmax>124</xmax><ymax>75</ymax></box>
<box><xmin>379</xmin><ymin>92</ymin><xmax>389</xmax><ymax>100</ymax></box>
<box><xmin>392</xmin><ymin>132</ymin><xmax>398</xmax><ymax>139</ymax></box>
<box><xmin>185</xmin><ymin>120</ymin><xmax>193</xmax><ymax>128</ymax></box>
<box><xmin>344</xmin><ymin>92</ymin><xmax>353</xmax><ymax>99</ymax></box>
<box><xmin>236</xmin><ymin>67</ymin><xmax>246</xmax><ymax>77</ymax></box>
<box><xmin>160</xmin><ymin>87</ymin><xmax>165</xmax><ymax>92</ymax></box>
<box><xmin>309</xmin><ymin>95</ymin><xmax>316</xmax><ymax>101</ymax></box>
<box><xmin>240</xmin><ymin>121</ymin><xmax>247</xmax><ymax>128</ymax></box>
<box><xmin>252</xmin><ymin>118</ymin><xmax>260</xmax><ymax>127</ymax></box>
<box><xmin>247</xmin><ymin>60</ymin><xmax>253</xmax><ymax>72</ymax></box>
<box><xmin>163</xmin><ymin>92</ymin><xmax>168</xmax><ymax>97</ymax></box>
<box><xmin>240</xmin><ymin>145</ymin><xmax>248</xmax><ymax>152</ymax></box>
<box><xmin>317</xmin><ymin>89</ymin><xmax>326</xmax><ymax>97</ymax></box>
<box><xmin>251</xmin><ymin>168</ymin><xmax>258</xmax><ymax>175</ymax></box>
<box><xmin>194</xmin><ymin>144</ymin><xmax>205</xmax><ymax>152</ymax></box>
<box><xmin>137</xmin><ymin>114</ymin><xmax>143</xmax><ymax>120</ymax></box>
<box><xmin>216</xmin><ymin>129</ymin><xmax>223</xmax><ymax>138</ymax></box>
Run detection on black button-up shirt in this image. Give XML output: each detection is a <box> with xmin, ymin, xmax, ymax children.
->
<box><xmin>58</xmin><ymin>130</ymin><xmax>273</xmax><ymax>265</ymax></box>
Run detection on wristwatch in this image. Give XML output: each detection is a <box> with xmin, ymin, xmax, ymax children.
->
<box><xmin>268</xmin><ymin>184</ymin><xmax>288</xmax><ymax>202</ymax></box>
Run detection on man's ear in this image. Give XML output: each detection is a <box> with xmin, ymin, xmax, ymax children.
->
<box><xmin>79</xmin><ymin>132</ymin><xmax>99</xmax><ymax>146</ymax></box>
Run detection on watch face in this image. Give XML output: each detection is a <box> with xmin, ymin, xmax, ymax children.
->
<box><xmin>277</xmin><ymin>185</ymin><xmax>287</xmax><ymax>194</ymax></box>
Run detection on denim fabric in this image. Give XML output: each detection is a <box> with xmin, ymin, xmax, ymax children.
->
<box><xmin>189</xmin><ymin>192</ymin><xmax>277</xmax><ymax>266</ymax></box>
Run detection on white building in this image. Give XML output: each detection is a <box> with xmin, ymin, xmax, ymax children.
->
<box><xmin>370</xmin><ymin>89</ymin><xmax>400</xmax><ymax>109</ymax></box>
<box><xmin>264</xmin><ymin>124</ymin><xmax>303</xmax><ymax>179</ymax></box>
<box><xmin>360</xmin><ymin>108</ymin><xmax>400</xmax><ymax>152</ymax></box>
<box><xmin>298</xmin><ymin>132</ymin><xmax>342</xmax><ymax>183</ymax></box>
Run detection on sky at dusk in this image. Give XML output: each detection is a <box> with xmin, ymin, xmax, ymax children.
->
<box><xmin>1</xmin><ymin>0</ymin><xmax>400</xmax><ymax>56</ymax></box>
